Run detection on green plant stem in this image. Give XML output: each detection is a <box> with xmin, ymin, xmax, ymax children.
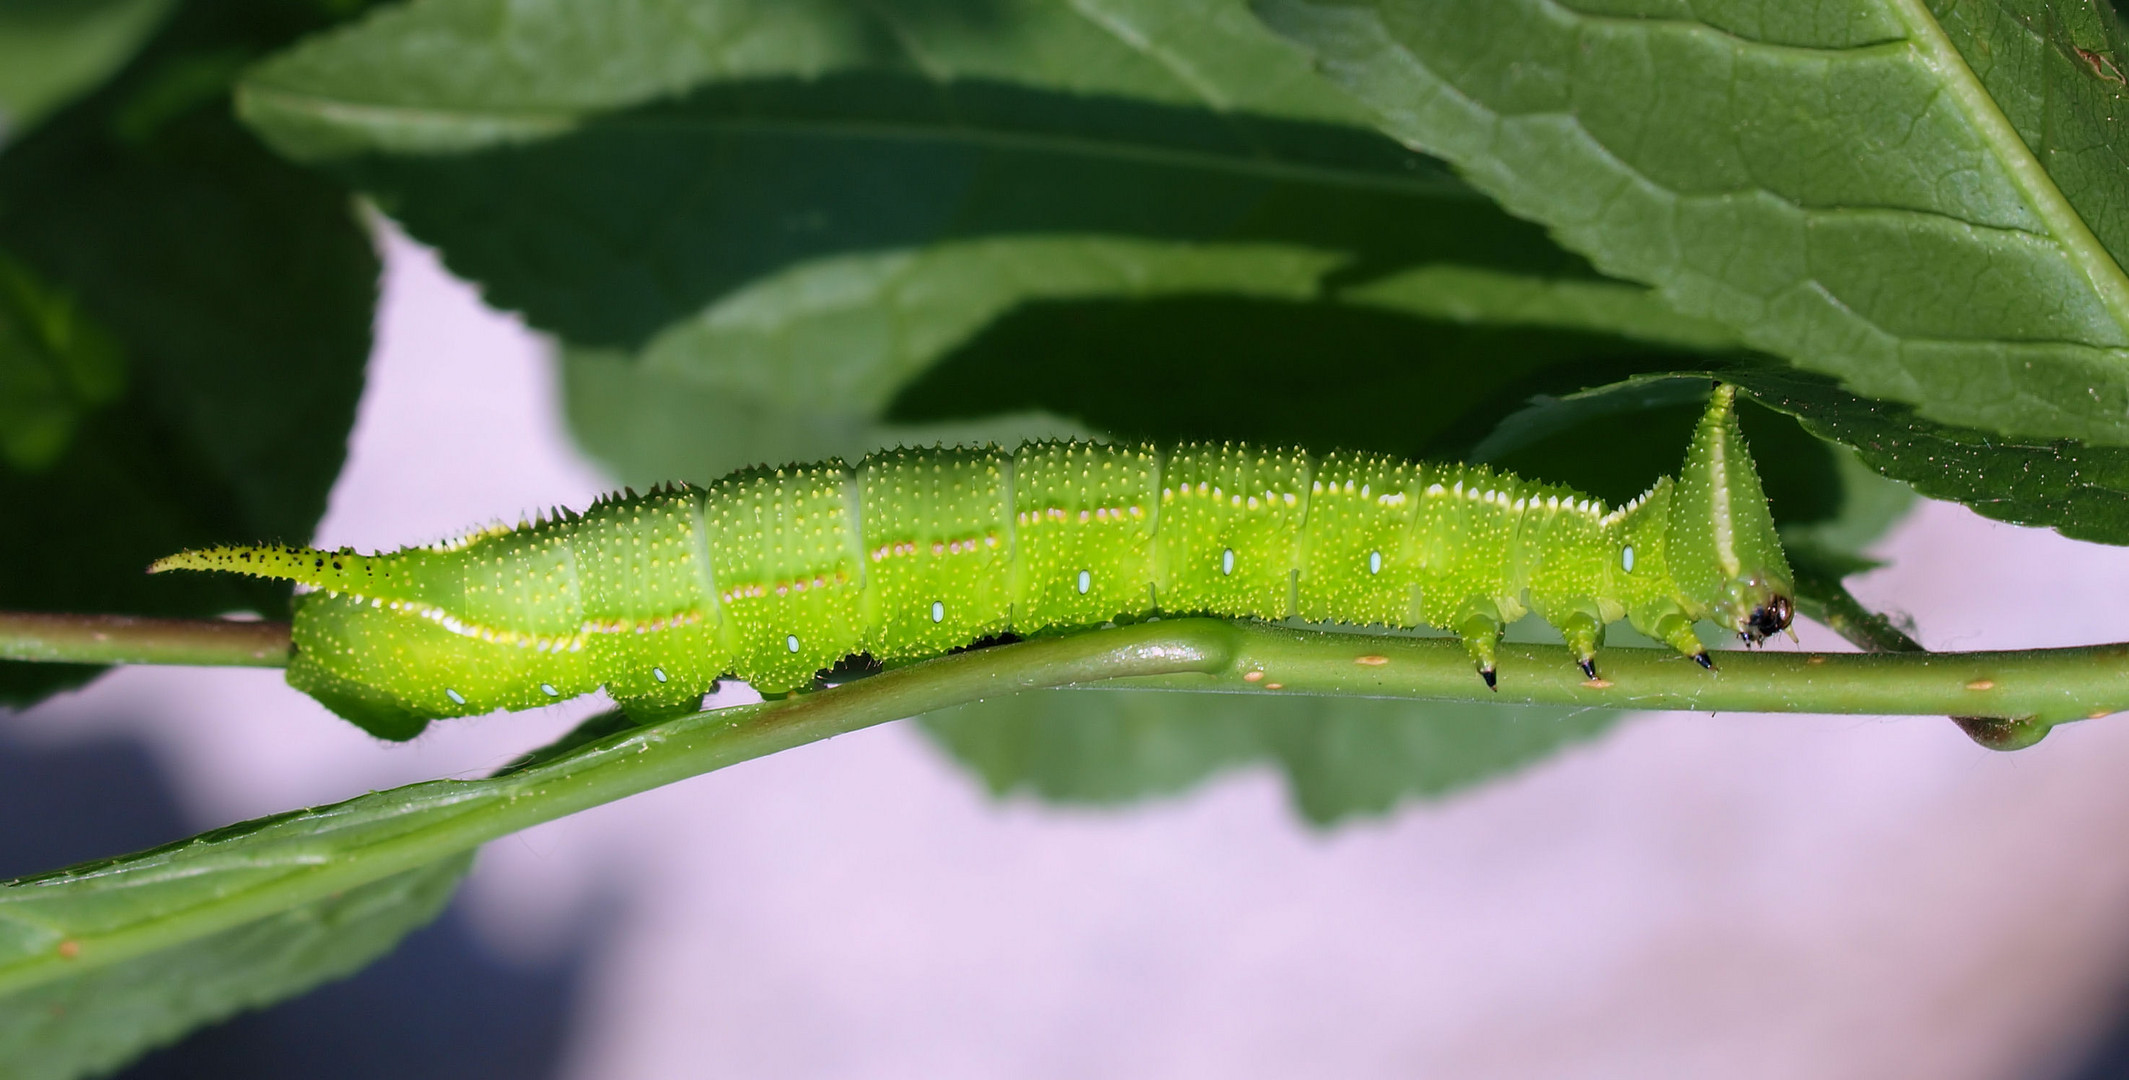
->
<box><xmin>1782</xmin><ymin>561</ymin><xmax>2047</xmax><ymax>748</ymax></box>
<box><xmin>0</xmin><ymin>612</ymin><xmax>2120</xmax><ymax>727</ymax></box>
<box><xmin>1110</xmin><ymin>625</ymin><xmax>2112</xmax><ymax>730</ymax></box>
<box><xmin>0</xmin><ymin>612</ymin><xmax>292</xmax><ymax>667</ymax></box>
<box><xmin>5</xmin><ymin>616</ymin><xmax>2120</xmax><ymax>992</ymax></box>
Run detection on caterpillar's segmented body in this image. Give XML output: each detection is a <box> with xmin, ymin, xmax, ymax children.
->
<box><xmin>156</xmin><ymin>386</ymin><xmax>1794</xmax><ymax>740</ymax></box>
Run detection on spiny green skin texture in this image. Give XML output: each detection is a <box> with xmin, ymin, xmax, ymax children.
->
<box><xmin>156</xmin><ymin>389</ymin><xmax>1792</xmax><ymax>740</ymax></box>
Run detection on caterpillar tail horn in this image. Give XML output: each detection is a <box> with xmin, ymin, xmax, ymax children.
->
<box><xmin>150</xmin><ymin>544</ymin><xmax>386</xmax><ymax>594</ymax></box>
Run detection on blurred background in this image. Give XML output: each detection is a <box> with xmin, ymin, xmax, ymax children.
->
<box><xmin>9</xmin><ymin>223</ymin><xmax>2129</xmax><ymax>1079</ymax></box>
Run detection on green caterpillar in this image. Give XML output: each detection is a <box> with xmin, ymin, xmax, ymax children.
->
<box><xmin>153</xmin><ymin>385</ymin><xmax>1793</xmax><ymax>740</ymax></box>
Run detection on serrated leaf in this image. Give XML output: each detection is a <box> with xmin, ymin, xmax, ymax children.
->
<box><xmin>240</xmin><ymin>0</ymin><xmax>1759</xmax><ymax>518</ymax></box>
<box><xmin>920</xmin><ymin>690</ymin><xmax>1622</xmax><ymax>826</ymax></box>
<box><xmin>0</xmin><ymin>855</ymin><xmax>469</xmax><ymax>1080</ymax></box>
<box><xmin>237</xmin><ymin>0</ymin><xmax>1416</xmax><ymax>158</ymax></box>
<box><xmin>1733</xmin><ymin>365</ymin><xmax>2129</xmax><ymax>545</ymax></box>
<box><xmin>1258</xmin><ymin>0</ymin><xmax>2129</xmax><ymax>445</ymax></box>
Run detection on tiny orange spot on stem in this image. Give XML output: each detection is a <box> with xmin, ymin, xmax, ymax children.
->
<box><xmin>56</xmin><ymin>940</ymin><xmax>79</xmax><ymax>959</ymax></box>
<box><xmin>2090</xmin><ymin>710</ymin><xmax>2113</xmax><ymax>720</ymax></box>
<box><xmin>1354</xmin><ymin>655</ymin><xmax>1389</xmax><ymax>666</ymax></box>
<box><xmin>1242</xmin><ymin>670</ymin><xmax>1265</xmax><ymax>682</ymax></box>
<box><xmin>1805</xmin><ymin>655</ymin><xmax>1827</xmax><ymax>665</ymax></box>
<box><xmin>1584</xmin><ymin>678</ymin><xmax>1614</xmax><ymax>689</ymax></box>
<box><xmin>1263</xmin><ymin>682</ymin><xmax>1283</xmax><ymax>690</ymax></box>
<box><xmin>1966</xmin><ymin>679</ymin><xmax>1996</xmax><ymax>692</ymax></box>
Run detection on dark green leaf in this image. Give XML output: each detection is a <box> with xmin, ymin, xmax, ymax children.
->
<box><xmin>274</xmin><ymin>71</ymin><xmax>1558</xmax><ymax>352</ymax></box>
<box><xmin>920</xmin><ymin>690</ymin><xmax>1623</xmax><ymax>825</ymax></box>
<box><xmin>242</xmin><ymin>0</ymin><xmax>1754</xmax><ymax>503</ymax></box>
<box><xmin>231</xmin><ymin>0</ymin><xmax>1743</xmax><ymax>371</ymax></box>
<box><xmin>560</xmin><ymin>239</ymin><xmax>1733</xmax><ymax>484</ymax></box>
<box><xmin>0</xmin><ymin>254</ymin><xmax>126</xmax><ymax>473</ymax></box>
<box><xmin>1259</xmin><ymin>0</ymin><xmax>2129</xmax><ymax>445</ymax></box>
<box><xmin>0</xmin><ymin>1</ymin><xmax>381</xmax><ymax>707</ymax></box>
<box><xmin>564</xmin><ymin>341</ymin><xmax>1100</xmax><ymax>489</ymax></box>
<box><xmin>888</xmin><ymin>293</ymin><xmax>1716</xmax><ymax>460</ymax></box>
<box><xmin>239</xmin><ymin>0</ymin><xmax>1406</xmax><ymax>156</ymax></box>
<box><xmin>567</xmin><ymin>281</ymin><xmax>1728</xmax><ymax>487</ymax></box>
<box><xmin>1732</xmin><ymin>366</ymin><xmax>2129</xmax><ymax>546</ymax></box>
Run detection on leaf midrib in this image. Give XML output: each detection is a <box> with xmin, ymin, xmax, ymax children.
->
<box><xmin>1886</xmin><ymin>0</ymin><xmax>2129</xmax><ymax>333</ymax></box>
<box><xmin>238</xmin><ymin>81</ymin><xmax>1479</xmax><ymax>198</ymax></box>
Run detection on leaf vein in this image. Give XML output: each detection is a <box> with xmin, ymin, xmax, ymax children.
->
<box><xmin>1544</xmin><ymin>3</ymin><xmax>1913</xmax><ymax>59</ymax></box>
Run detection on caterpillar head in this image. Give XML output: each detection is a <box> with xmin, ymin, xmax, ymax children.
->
<box><xmin>1668</xmin><ymin>385</ymin><xmax>1797</xmax><ymax>645</ymax></box>
<box><xmin>1743</xmin><ymin>592</ymin><xmax>1795</xmax><ymax>645</ymax></box>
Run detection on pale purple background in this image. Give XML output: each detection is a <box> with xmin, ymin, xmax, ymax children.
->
<box><xmin>17</xmin><ymin>223</ymin><xmax>2129</xmax><ymax>1078</ymax></box>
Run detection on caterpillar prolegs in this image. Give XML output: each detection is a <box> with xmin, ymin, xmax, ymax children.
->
<box><xmin>153</xmin><ymin>385</ymin><xmax>1794</xmax><ymax>740</ymax></box>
